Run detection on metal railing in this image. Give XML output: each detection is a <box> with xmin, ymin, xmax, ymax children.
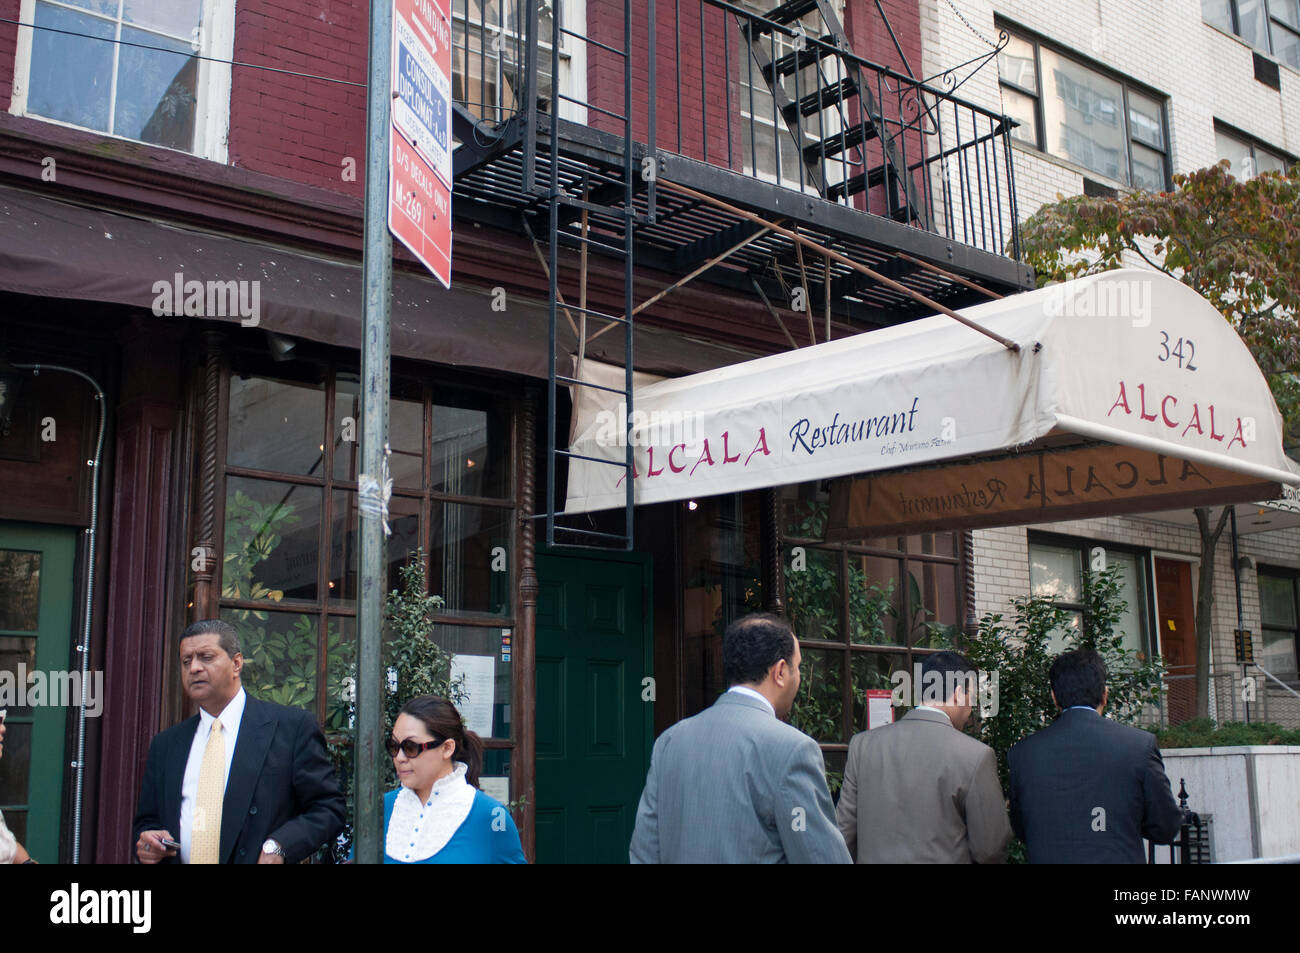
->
<box><xmin>449</xmin><ymin>0</ymin><xmax>1022</xmax><ymax>260</ymax></box>
<box><xmin>1148</xmin><ymin>779</ymin><xmax>1211</xmax><ymax>864</ymax></box>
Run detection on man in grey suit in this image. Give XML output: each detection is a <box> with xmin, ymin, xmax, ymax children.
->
<box><xmin>629</xmin><ymin>613</ymin><xmax>851</xmax><ymax>864</ymax></box>
<box><xmin>836</xmin><ymin>651</ymin><xmax>1011</xmax><ymax>863</ymax></box>
<box><xmin>1009</xmin><ymin>648</ymin><xmax>1183</xmax><ymax>863</ymax></box>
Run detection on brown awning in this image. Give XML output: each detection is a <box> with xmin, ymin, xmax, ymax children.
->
<box><xmin>0</xmin><ymin>184</ymin><xmax>756</xmax><ymax>378</ymax></box>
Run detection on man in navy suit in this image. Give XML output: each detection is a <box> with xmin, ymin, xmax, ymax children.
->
<box><xmin>133</xmin><ymin>619</ymin><xmax>344</xmax><ymax>864</ymax></box>
<box><xmin>1009</xmin><ymin>648</ymin><xmax>1183</xmax><ymax>863</ymax></box>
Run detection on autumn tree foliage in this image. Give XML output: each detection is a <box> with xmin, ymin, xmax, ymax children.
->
<box><xmin>1020</xmin><ymin>161</ymin><xmax>1300</xmax><ymax>720</ymax></box>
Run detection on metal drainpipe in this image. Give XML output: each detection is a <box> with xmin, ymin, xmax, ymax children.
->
<box><xmin>16</xmin><ymin>363</ymin><xmax>106</xmax><ymax>864</ymax></box>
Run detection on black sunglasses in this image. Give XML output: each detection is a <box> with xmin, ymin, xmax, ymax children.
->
<box><xmin>385</xmin><ymin>736</ymin><xmax>446</xmax><ymax>759</ymax></box>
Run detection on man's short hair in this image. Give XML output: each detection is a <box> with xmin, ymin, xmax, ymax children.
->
<box><xmin>1049</xmin><ymin>648</ymin><xmax>1107</xmax><ymax>709</ymax></box>
<box><xmin>180</xmin><ymin>618</ymin><xmax>241</xmax><ymax>659</ymax></box>
<box><xmin>920</xmin><ymin>650</ymin><xmax>977</xmax><ymax>704</ymax></box>
<box><xmin>723</xmin><ymin>613</ymin><xmax>796</xmax><ymax>687</ymax></box>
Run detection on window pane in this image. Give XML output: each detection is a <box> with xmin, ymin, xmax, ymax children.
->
<box><xmin>785</xmin><ymin>547</ymin><xmax>842</xmax><ymax>642</ymax></box>
<box><xmin>851</xmin><ymin>554</ymin><xmax>902</xmax><ymax>644</ymax></box>
<box><xmin>1128</xmin><ymin>91</ymin><xmax>1164</xmax><ymax>149</ymax></box>
<box><xmin>1030</xmin><ymin>543</ymin><xmax>1081</xmax><ymax>603</ymax></box>
<box><xmin>323</xmin><ymin>615</ymin><xmax>356</xmax><ymax>733</ymax></box>
<box><xmin>1106</xmin><ymin>552</ymin><xmax>1147</xmax><ymax>656</ymax></box>
<box><xmin>224</xmin><ymin>477</ymin><xmax>323</xmax><ymax>604</ymax></box>
<box><xmin>998</xmin><ymin>33</ymin><xmax>1038</xmax><ymax>93</ymax></box>
<box><xmin>1047</xmin><ymin>609</ymin><xmax>1083</xmax><ymax>655</ymax></box>
<box><xmin>1001</xmin><ymin>85</ymin><xmax>1039</xmax><ymax>145</ymax></box>
<box><xmin>851</xmin><ymin>652</ymin><xmax>907</xmax><ymax>729</ymax></box>
<box><xmin>1255</xmin><ymin>148</ymin><xmax>1289</xmax><ymax>175</ymax></box>
<box><xmin>910</xmin><ymin>562</ymin><xmax>960</xmax><ymax>648</ymax></box>
<box><xmin>429</xmin><ymin>503</ymin><xmax>512</xmax><ymax>615</ymax></box>
<box><xmin>0</xmin><ymin>721</ymin><xmax>31</xmax><ymax>803</ymax></box>
<box><xmin>1215</xmin><ymin>128</ymin><xmax>1254</xmax><ymax>177</ymax></box>
<box><xmin>333</xmin><ymin>377</ymin><xmax>423</xmax><ymax>488</ymax></box>
<box><xmin>1270</xmin><ymin>23</ymin><xmax>1300</xmax><ymax>67</ymax></box>
<box><xmin>428</xmin><ymin>624</ymin><xmax>514</xmax><ymax>739</ymax></box>
<box><xmin>1238</xmin><ymin>0</ymin><xmax>1270</xmax><ymax>45</ymax></box>
<box><xmin>1203</xmin><ymin>0</ymin><xmax>1235</xmax><ymax>31</ymax></box>
<box><xmin>906</xmin><ymin>533</ymin><xmax>956</xmax><ymax>556</ymax></box>
<box><xmin>1040</xmin><ymin>49</ymin><xmax>1128</xmax><ymax>182</ymax></box>
<box><xmin>1273</xmin><ymin>0</ymin><xmax>1300</xmax><ymax>29</ymax></box>
<box><xmin>790</xmin><ymin>648</ymin><xmax>842</xmax><ymax>743</ymax></box>
<box><xmin>227</xmin><ymin>374</ymin><xmax>326</xmax><ymax>476</ymax></box>
<box><xmin>29</xmin><ymin>4</ymin><xmax>115</xmax><ymax>132</ymax></box>
<box><xmin>1131</xmin><ymin>142</ymin><xmax>1167</xmax><ymax>191</ymax></box>
<box><xmin>1260</xmin><ymin>575</ymin><xmax>1298</xmax><ymax>627</ymax></box>
<box><xmin>115</xmin><ymin>27</ymin><xmax>198</xmax><ymax>150</ymax></box>
<box><xmin>1261</xmin><ymin>628</ymin><xmax>1298</xmax><ymax>675</ymax></box>
<box><xmin>124</xmin><ymin>0</ymin><xmax>202</xmax><ymax>36</ymax></box>
<box><xmin>327</xmin><ymin>492</ymin><xmax>421</xmax><ymax>607</ymax></box>
<box><xmin>0</xmin><ymin>638</ymin><xmax>37</xmax><ymax>717</ymax></box>
<box><xmin>430</xmin><ymin>399</ymin><xmax>510</xmax><ymax>498</ymax></box>
<box><xmin>224</xmin><ymin>609</ymin><xmax>318</xmax><ymax>712</ymax></box>
<box><xmin>0</xmin><ymin>551</ymin><xmax>41</xmax><ymax>631</ymax></box>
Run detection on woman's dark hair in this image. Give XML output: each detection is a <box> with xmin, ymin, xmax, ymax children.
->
<box><xmin>398</xmin><ymin>695</ymin><xmax>484</xmax><ymax>789</ymax></box>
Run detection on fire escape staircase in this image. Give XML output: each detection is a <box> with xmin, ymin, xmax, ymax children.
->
<box><xmin>740</xmin><ymin>0</ymin><xmax>927</xmax><ymax>223</ymax></box>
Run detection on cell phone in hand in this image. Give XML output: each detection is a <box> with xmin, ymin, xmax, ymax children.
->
<box><xmin>160</xmin><ymin>837</ymin><xmax>181</xmax><ymax>851</ymax></box>
<box><xmin>0</xmin><ymin>709</ymin><xmax>7</xmax><ymax>723</ymax></box>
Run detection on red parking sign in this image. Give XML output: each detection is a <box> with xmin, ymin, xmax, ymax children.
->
<box><xmin>389</xmin><ymin>0</ymin><xmax>452</xmax><ymax>288</ymax></box>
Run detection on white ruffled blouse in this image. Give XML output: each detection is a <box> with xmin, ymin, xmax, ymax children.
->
<box><xmin>0</xmin><ymin>809</ymin><xmax>16</xmax><ymax>864</ymax></box>
<box><xmin>385</xmin><ymin>761</ymin><xmax>477</xmax><ymax>863</ymax></box>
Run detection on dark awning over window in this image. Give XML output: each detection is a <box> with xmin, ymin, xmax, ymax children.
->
<box><xmin>0</xmin><ymin>185</ymin><xmax>755</xmax><ymax>379</ymax></box>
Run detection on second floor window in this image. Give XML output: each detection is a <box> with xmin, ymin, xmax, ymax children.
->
<box><xmin>1204</xmin><ymin>0</ymin><xmax>1300</xmax><ymax>70</ymax></box>
<box><xmin>11</xmin><ymin>0</ymin><xmax>234</xmax><ymax>160</ymax></box>
<box><xmin>997</xmin><ymin>26</ymin><xmax>1170</xmax><ymax>191</ymax></box>
<box><xmin>1215</xmin><ymin>123</ymin><xmax>1295</xmax><ymax>177</ymax></box>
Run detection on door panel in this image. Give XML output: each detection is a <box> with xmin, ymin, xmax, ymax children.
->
<box><xmin>0</xmin><ymin>521</ymin><xmax>77</xmax><ymax>862</ymax></box>
<box><xmin>535</xmin><ymin>552</ymin><xmax>650</xmax><ymax>864</ymax></box>
<box><xmin>1154</xmin><ymin>557</ymin><xmax>1196</xmax><ymax>726</ymax></box>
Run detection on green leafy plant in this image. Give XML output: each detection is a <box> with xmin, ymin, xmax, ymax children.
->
<box><xmin>1156</xmin><ymin>717</ymin><xmax>1300</xmax><ymax>748</ymax></box>
<box><xmin>221</xmin><ymin>488</ymin><xmax>298</xmax><ymax>615</ymax></box>
<box><xmin>326</xmin><ymin>550</ymin><xmax>464</xmax><ymax>861</ymax></box>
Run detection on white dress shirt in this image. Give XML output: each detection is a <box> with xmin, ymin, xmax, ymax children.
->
<box><xmin>912</xmin><ymin>704</ymin><xmax>953</xmax><ymax>725</ymax></box>
<box><xmin>0</xmin><ymin>809</ymin><xmax>16</xmax><ymax>864</ymax></box>
<box><xmin>180</xmin><ymin>687</ymin><xmax>246</xmax><ymax>863</ymax></box>
<box><xmin>726</xmin><ymin>684</ymin><xmax>775</xmax><ymax>716</ymax></box>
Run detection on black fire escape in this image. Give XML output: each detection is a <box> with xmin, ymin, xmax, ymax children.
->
<box><xmin>449</xmin><ymin>0</ymin><xmax>1033</xmax><ymax>549</ymax></box>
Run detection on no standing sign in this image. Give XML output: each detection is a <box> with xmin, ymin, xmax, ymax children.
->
<box><xmin>389</xmin><ymin>0</ymin><xmax>452</xmax><ymax>288</ymax></box>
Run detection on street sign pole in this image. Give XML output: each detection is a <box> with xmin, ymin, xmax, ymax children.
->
<box><xmin>357</xmin><ymin>0</ymin><xmax>393</xmax><ymax>865</ymax></box>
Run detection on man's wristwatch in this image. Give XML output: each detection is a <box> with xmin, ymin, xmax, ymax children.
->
<box><xmin>261</xmin><ymin>839</ymin><xmax>285</xmax><ymax>858</ymax></box>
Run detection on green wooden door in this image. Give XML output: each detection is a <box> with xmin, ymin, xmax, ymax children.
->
<box><xmin>0</xmin><ymin>521</ymin><xmax>77</xmax><ymax>863</ymax></box>
<box><xmin>535</xmin><ymin>551</ymin><xmax>652</xmax><ymax>864</ymax></box>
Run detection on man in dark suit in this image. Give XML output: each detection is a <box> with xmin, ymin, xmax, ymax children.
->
<box><xmin>629</xmin><ymin>613</ymin><xmax>850</xmax><ymax>864</ymax></box>
<box><xmin>1009</xmin><ymin>648</ymin><xmax>1183</xmax><ymax>863</ymax></box>
<box><xmin>133</xmin><ymin>619</ymin><xmax>345</xmax><ymax>864</ymax></box>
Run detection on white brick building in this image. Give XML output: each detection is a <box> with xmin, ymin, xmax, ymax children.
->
<box><xmin>920</xmin><ymin>0</ymin><xmax>1300</xmax><ymax>726</ymax></box>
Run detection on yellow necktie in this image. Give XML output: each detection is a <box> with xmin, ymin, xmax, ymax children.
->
<box><xmin>191</xmin><ymin>720</ymin><xmax>225</xmax><ymax>864</ymax></box>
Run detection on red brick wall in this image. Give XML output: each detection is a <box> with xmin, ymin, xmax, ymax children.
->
<box><xmin>227</xmin><ymin>0</ymin><xmax>368</xmax><ymax>197</ymax></box>
<box><xmin>586</xmin><ymin>0</ymin><xmax>926</xmax><ymax>180</ymax></box>
<box><xmin>0</xmin><ymin>0</ymin><xmax>21</xmax><ymax>111</ymax></box>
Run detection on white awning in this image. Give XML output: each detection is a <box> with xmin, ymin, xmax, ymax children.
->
<box><xmin>564</xmin><ymin>269</ymin><xmax>1300</xmax><ymax>532</ymax></box>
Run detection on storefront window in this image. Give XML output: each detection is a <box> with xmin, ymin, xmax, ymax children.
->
<box><xmin>781</xmin><ymin>482</ymin><xmax>963</xmax><ymax>793</ymax></box>
<box><xmin>210</xmin><ymin>351</ymin><xmax>517</xmax><ymax>744</ymax></box>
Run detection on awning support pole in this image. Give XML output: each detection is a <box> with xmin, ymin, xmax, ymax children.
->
<box><xmin>657</xmin><ymin>179</ymin><xmax>1021</xmax><ymax>352</ymax></box>
<box><xmin>793</xmin><ymin>231</ymin><xmax>815</xmax><ymax>346</ymax></box>
<box><xmin>750</xmin><ymin>275</ymin><xmax>801</xmax><ymax>350</ymax></box>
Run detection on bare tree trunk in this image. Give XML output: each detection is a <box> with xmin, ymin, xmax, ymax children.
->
<box><xmin>1193</xmin><ymin>506</ymin><xmax>1232</xmax><ymax>720</ymax></box>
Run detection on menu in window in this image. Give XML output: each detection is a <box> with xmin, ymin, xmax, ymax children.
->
<box><xmin>451</xmin><ymin>653</ymin><xmax>495</xmax><ymax>738</ymax></box>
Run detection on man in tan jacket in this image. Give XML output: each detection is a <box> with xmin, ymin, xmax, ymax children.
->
<box><xmin>836</xmin><ymin>651</ymin><xmax>1011</xmax><ymax>863</ymax></box>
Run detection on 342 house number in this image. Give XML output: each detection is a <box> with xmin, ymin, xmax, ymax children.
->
<box><xmin>1157</xmin><ymin>331</ymin><xmax>1197</xmax><ymax>371</ymax></box>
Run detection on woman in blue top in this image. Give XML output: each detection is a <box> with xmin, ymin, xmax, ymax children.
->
<box><xmin>382</xmin><ymin>695</ymin><xmax>526</xmax><ymax>864</ymax></box>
